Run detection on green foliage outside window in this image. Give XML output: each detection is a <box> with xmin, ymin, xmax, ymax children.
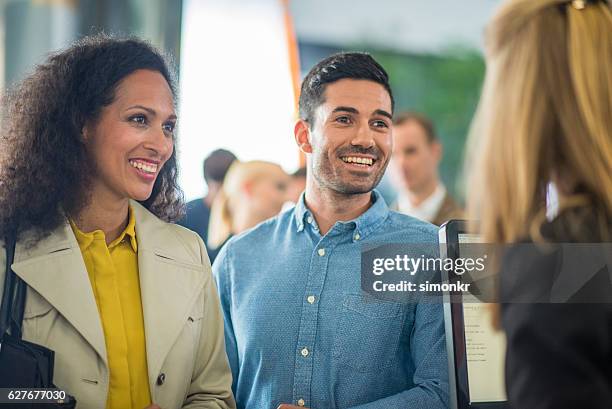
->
<box><xmin>371</xmin><ymin>48</ymin><xmax>485</xmax><ymax>200</ymax></box>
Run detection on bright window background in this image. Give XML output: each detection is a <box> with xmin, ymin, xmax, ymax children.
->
<box><xmin>178</xmin><ymin>0</ymin><xmax>299</xmax><ymax>201</ymax></box>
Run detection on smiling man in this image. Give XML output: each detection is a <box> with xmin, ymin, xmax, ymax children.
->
<box><xmin>213</xmin><ymin>53</ymin><xmax>449</xmax><ymax>409</ymax></box>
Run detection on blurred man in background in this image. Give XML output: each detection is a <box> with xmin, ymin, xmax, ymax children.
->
<box><xmin>389</xmin><ymin>112</ymin><xmax>462</xmax><ymax>225</ymax></box>
<box><xmin>178</xmin><ymin>149</ymin><xmax>237</xmax><ymax>250</ymax></box>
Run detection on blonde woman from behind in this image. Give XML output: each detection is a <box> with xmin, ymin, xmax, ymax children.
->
<box><xmin>465</xmin><ymin>0</ymin><xmax>612</xmax><ymax>408</ymax></box>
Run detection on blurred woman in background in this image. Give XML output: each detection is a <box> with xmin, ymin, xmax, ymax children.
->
<box><xmin>466</xmin><ymin>0</ymin><xmax>611</xmax><ymax>408</ymax></box>
<box><xmin>0</xmin><ymin>35</ymin><xmax>235</xmax><ymax>409</ymax></box>
<box><xmin>207</xmin><ymin>160</ymin><xmax>289</xmax><ymax>262</ymax></box>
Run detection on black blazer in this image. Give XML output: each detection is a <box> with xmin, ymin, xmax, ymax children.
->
<box><xmin>500</xmin><ymin>208</ymin><xmax>612</xmax><ymax>409</ymax></box>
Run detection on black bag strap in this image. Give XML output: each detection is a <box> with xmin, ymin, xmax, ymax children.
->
<box><xmin>0</xmin><ymin>232</ymin><xmax>17</xmax><ymax>339</ymax></box>
<box><xmin>11</xmin><ymin>270</ymin><xmax>27</xmax><ymax>338</ymax></box>
<box><xmin>0</xmin><ymin>231</ymin><xmax>26</xmax><ymax>340</ymax></box>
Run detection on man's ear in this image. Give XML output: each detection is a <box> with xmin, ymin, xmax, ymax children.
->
<box><xmin>431</xmin><ymin>140</ymin><xmax>442</xmax><ymax>163</ymax></box>
<box><xmin>294</xmin><ymin>119</ymin><xmax>313</xmax><ymax>154</ymax></box>
<box><xmin>242</xmin><ymin>180</ymin><xmax>253</xmax><ymax>196</ymax></box>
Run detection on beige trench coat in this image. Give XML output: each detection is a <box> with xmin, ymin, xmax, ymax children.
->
<box><xmin>0</xmin><ymin>201</ymin><xmax>236</xmax><ymax>409</ymax></box>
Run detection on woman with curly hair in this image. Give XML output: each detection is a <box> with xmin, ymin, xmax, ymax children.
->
<box><xmin>0</xmin><ymin>35</ymin><xmax>235</xmax><ymax>409</ymax></box>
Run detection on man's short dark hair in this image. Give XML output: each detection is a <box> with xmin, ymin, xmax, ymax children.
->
<box><xmin>298</xmin><ymin>52</ymin><xmax>394</xmax><ymax>125</ymax></box>
<box><xmin>203</xmin><ymin>149</ymin><xmax>237</xmax><ymax>183</ymax></box>
<box><xmin>393</xmin><ymin>112</ymin><xmax>438</xmax><ymax>143</ymax></box>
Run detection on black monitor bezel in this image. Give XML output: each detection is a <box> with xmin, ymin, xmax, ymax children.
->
<box><xmin>439</xmin><ymin>219</ymin><xmax>508</xmax><ymax>409</ymax></box>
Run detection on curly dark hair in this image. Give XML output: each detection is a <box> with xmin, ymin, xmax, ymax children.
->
<box><xmin>0</xmin><ymin>34</ymin><xmax>184</xmax><ymax>240</ymax></box>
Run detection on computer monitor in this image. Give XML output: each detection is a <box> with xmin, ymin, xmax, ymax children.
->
<box><xmin>439</xmin><ymin>220</ymin><xmax>508</xmax><ymax>409</ymax></box>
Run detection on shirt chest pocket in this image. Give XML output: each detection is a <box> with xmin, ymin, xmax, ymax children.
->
<box><xmin>22</xmin><ymin>289</ymin><xmax>55</xmax><ymax>340</ymax></box>
<box><xmin>332</xmin><ymin>294</ymin><xmax>408</xmax><ymax>373</ymax></box>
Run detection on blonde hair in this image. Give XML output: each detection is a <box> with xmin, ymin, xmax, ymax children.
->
<box><xmin>466</xmin><ymin>0</ymin><xmax>612</xmax><ymax>243</ymax></box>
<box><xmin>208</xmin><ymin>160</ymin><xmax>285</xmax><ymax>248</ymax></box>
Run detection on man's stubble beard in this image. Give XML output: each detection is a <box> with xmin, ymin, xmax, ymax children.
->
<box><xmin>311</xmin><ymin>151</ymin><xmax>389</xmax><ymax>196</ymax></box>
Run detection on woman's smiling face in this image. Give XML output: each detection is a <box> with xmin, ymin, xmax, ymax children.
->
<box><xmin>84</xmin><ymin>69</ymin><xmax>176</xmax><ymax>203</ymax></box>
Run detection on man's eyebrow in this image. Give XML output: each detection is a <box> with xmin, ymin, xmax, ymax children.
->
<box><xmin>126</xmin><ymin>105</ymin><xmax>177</xmax><ymax>120</ymax></box>
<box><xmin>331</xmin><ymin>106</ymin><xmax>392</xmax><ymax>120</ymax></box>
<box><xmin>373</xmin><ymin>109</ymin><xmax>393</xmax><ymax>120</ymax></box>
<box><xmin>332</xmin><ymin>106</ymin><xmax>359</xmax><ymax>115</ymax></box>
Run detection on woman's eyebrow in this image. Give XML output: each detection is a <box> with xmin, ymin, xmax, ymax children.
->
<box><xmin>126</xmin><ymin>104</ymin><xmax>177</xmax><ymax>120</ymax></box>
<box><xmin>126</xmin><ymin>104</ymin><xmax>156</xmax><ymax>115</ymax></box>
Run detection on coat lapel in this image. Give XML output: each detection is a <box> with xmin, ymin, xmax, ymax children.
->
<box><xmin>131</xmin><ymin>201</ymin><xmax>206</xmax><ymax>392</ymax></box>
<box><xmin>12</xmin><ymin>203</ymin><xmax>207</xmax><ymax>392</ymax></box>
<box><xmin>11</xmin><ymin>222</ymin><xmax>107</xmax><ymax>364</ymax></box>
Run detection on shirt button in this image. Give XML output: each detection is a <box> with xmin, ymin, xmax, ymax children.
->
<box><xmin>318</xmin><ymin>248</ymin><xmax>326</xmax><ymax>256</ymax></box>
<box><xmin>354</xmin><ymin>233</ymin><xmax>361</xmax><ymax>241</ymax></box>
<box><xmin>307</xmin><ymin>216</ymin><xmax>313</xmax><ymax>224</ymax></box>
<box><xmin>297</xmin><ymin>398</ymin><xmax>305</xmax><ymax>406</ymax></box>
<box><xmin>307</xmin><ymin>295</ymin><xmax>316</xmax><ymax>304</ymax></box>
<box><xmin>156</xmin><ymin>373</ymin><xmax>166</xmax><ymax>385</ymax></box>
<box><xmin>301</xmin><ymin>347</ymin><xmax>309</xmax><ymax>357</ymax></box>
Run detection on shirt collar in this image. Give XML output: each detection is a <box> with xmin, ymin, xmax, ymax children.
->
<box><xmin>294</xmin><ymin>190</ymin><xmax>389</xmax><ymax>240</ymax></box>
<box><xmin>397</xmin><ymin>183</ymin><xmax>446</xmax><ymax>223</ymax></box>
<box><xmin>70</xmin><ymin>205</ymin><xmax>138</xmax><ymax>252</ymax></box>
<box><xmin>294</xmin><ymin>192</ymin><xmax>309</xmax><ymax>232</ymax></box>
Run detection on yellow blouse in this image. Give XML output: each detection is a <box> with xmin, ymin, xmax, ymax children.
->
<box><xmin>70</xmin><ymin>208</ymin><xmax>152</xmax><ymax>409</ymax></box>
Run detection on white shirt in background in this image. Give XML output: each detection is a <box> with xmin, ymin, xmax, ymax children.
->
<box><xmin>397</xmin><ymin>183</ymin><xmax>447</xmax><ymax>223</ymax></box>
<box><xmin>546</xmin><ymin>182</ymin><xmax>560</xmax><ymax>221</ymax></box>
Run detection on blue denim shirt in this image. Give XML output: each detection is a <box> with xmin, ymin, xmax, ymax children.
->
<box><xmin>213</xmin><ymin>190</ymin><xmax>449</xmax><ymax>409</ymax></box>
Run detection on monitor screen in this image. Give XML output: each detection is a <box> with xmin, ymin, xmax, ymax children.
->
<box><xmin>458</xmin><ymin>233</ymin><xmax>507</xmax><ymax>404</ymax></box>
